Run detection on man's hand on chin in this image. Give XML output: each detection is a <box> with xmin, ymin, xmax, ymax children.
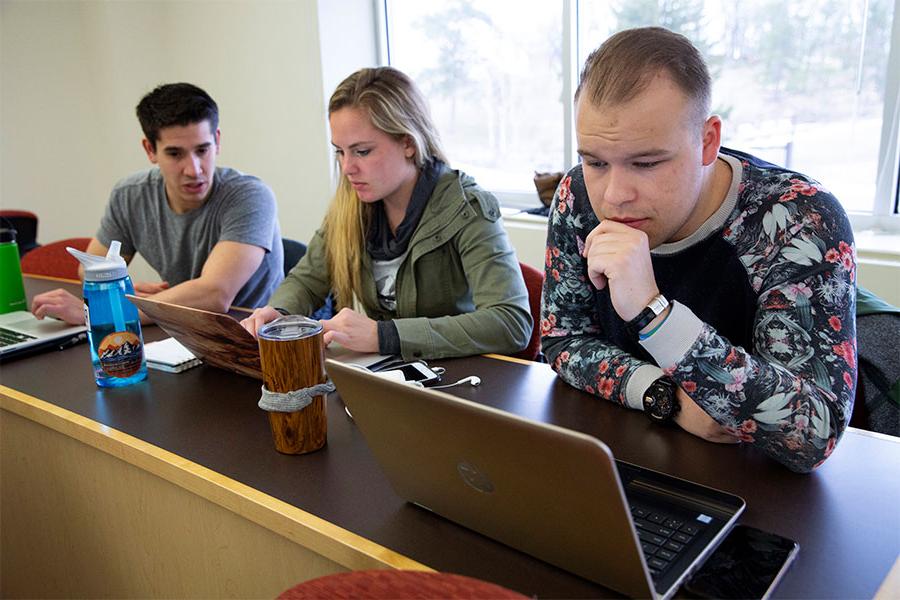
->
<box><xmin>582</xmin><ymin>219</ymin><xmax>660</xmax><ymax>322</ymax></box>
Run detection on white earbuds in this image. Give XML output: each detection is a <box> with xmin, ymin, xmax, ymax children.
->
<box><xmin>431</xmin><ymin>375</ymin><xmax>481</xmax><ymax>389</ymax></box>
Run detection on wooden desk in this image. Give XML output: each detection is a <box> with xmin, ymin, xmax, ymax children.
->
<box><xmin>2</xmin><ymin>276</ymin><xmax>899</xmax><ymax>598</ymax></box>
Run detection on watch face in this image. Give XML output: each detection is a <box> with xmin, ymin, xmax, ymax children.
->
<box><xmin>655</xmin><ymin>394</ymin><xmax>675</xmax><ymax>418</ymax></box>
<box><xmin>645</xmin><ymin>379</ymin><xmax>677</xmax><ymax>421</ymax></box>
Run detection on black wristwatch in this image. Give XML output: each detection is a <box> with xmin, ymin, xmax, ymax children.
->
<box><xmin>626</xmin><ymin>294</ymin><xmax>669</xmax><ymax>338</ymax></box>
<box><xmin>642</xmin><ymin>377</ymin><xmax>679</xmax><ymax>423</ymax></box>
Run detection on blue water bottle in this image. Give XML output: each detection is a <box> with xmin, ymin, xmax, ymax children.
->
<box><xmin>68</xmin><ymin>241</ymin><xmax>147</xmax><ymax>387</ymax></box>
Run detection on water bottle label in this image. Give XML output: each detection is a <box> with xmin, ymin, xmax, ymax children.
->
<box><xmin>83</xmin><ymin>302</ymin><xmax>91</xmax><ymax>329</ymax></box>
<box><xmin>97</xmin><ymin>330</ymin><xmax>144</xmax><ymax>378</ymax></box>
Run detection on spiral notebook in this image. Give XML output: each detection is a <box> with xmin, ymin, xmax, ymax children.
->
<box><xmin>144</xmin><ymin>337</ymin><xmax>201</xmax><ymax>373</ymax></box>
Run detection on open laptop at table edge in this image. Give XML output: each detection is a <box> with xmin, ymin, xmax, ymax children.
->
<box><xmin>325</xmin><ymin>358</ymin><xmax>745</xmax><ymax>599</ymax></box>
<box><xmin>0</xmin><ymin>311</ymin><xmax>87</xmax><ymax>362</ymax></box>
<box><xmin>125</xmin><ymin>295</ymin><xmax>391</xmax><ymax>380</ymax></box>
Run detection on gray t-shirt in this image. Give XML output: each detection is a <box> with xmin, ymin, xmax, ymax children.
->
<box><xmin>97</xmin><ymin>166</ymin><xmax>283</xmax><ymax>308</ymax></box>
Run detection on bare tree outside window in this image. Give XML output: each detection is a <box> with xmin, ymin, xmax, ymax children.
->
<box><xmin>387</xmin><ymin>0</ymin><xmax>896</xmax><ymax>214</ymax></box>
<box><xmin>387</xmin><ymin>0</ymin><xmax>564</xmax><ymax>193</ymax></box>
<box><xmin>580</xmin><ymin>0</ymin><xmax>894</xmax><ymax>213</ymax></box>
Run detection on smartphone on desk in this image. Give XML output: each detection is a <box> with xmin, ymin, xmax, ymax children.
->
<box><xmin>682</xmin><ymin>524</ymin><xmax>799</xmax><ymax>599</ymax></box>
<box><xmin>381</xmin><ymin>361</ymin><xmax>442</xmax><ymax>386</ymax></box>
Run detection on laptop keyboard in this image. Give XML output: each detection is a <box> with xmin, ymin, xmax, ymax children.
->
<box><xmin>0</xmin><ymin>327</ymin><xmax>36</xmax><ymax>347</ymax></box>
<box><xmin>629</xmin><ymin>501</ymin><xmax>709</xmax><ymax>579</ymax></box>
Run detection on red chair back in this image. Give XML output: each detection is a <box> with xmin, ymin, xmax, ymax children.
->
<box><xmin>20</xmin><ymin>237</ymin><xmax>91</xmax><ymax>280</ymax></box>
<box><xmin>278</xmin><ymin>569</ymin><xmax>527</xmax><ymax>599</ymax></box>
<box><xmin>513</xmin><ymin>261</ymin><xmax>545</xmax><ymax>361</ymax></box>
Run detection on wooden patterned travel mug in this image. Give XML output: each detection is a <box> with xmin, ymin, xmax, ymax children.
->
<box><xmin>257</xmin><ymin>316</ymin><xmax>328</xmax><ymax>454</ymax></box>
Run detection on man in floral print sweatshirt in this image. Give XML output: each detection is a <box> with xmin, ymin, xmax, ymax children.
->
<box><xmin>541</xmin><ymin>26</ymin><xmax>856</xmax><ymax>473</ymax></box>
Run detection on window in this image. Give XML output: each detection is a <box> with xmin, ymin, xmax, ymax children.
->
<box><xmin>381</xmin><ymin>0</ymin><xmax>899</xmax><ymax>225</ymax></box>
<box><xmin>383</xmin><ymin>0</ymin><xmax>565</xmax><ymax>195</ymax></box>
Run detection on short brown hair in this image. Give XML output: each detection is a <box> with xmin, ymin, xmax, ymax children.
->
<box><xmin>136</xmin><ymin>83</ymin><xmax>218</xmax><ymax>151</ymax></box>
<box><xmin>575</xmin><ymin>27</ymin><xmax>711</xmax><ymax>126</ymax></box>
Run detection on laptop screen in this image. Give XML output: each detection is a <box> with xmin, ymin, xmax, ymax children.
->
<box><xmin>326</xmin><ymin>359</ymin><xmax>744</xmax><ymax>600</ymax></box>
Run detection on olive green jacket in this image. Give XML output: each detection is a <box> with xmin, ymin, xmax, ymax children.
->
<box><xmin>270</xmin><ymin>169</ymin><xmax>531</xmax><ymax>360</ymax></box>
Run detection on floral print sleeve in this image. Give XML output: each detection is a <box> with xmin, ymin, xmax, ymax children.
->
<box><xmin>662</xmin><ymin>165</ymin><xmax>857</xmax><ymax>473</ymax></box>
<box><xmin>541</xmin><ymin>154</ymin><xmax>857</xmax><ymax>473</ymax></box>
<box><xmin>541</xmin><ymin>168</ymin><xmax>655</xmax><ymax>407</ymax></box>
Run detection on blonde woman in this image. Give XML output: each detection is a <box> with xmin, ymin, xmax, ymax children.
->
<box><xmin>241</xmin><ymin>67</ymin><xmax>530</xmax><ymax>360</ymax></box>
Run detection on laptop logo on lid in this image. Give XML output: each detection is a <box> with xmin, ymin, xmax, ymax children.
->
<box><xmin>457</xmin><ymin>460</ymin><xmax>495</xmax><ymax>494</ymax></box>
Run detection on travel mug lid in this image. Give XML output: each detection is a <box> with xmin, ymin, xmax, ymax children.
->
<box><xmin>258</xmin><ymin>315</ymin><xmax>323</xmax><ymax>341</ymax></box>
<box><xmin>0</xmin><ymin>228</ymin><xmax>16</xmax><ymax>243</ymax></box>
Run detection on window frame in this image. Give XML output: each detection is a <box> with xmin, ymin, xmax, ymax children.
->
<box><xmin>376</xmin><ymin>0</ymin><xmax>900</xmax><ymax>233</ymax></box>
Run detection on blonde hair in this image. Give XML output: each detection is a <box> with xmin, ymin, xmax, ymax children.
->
<box><xmin>323</xmin><ymin>67</ymin><xmax>447</xmax><ymax>310</ymax></box>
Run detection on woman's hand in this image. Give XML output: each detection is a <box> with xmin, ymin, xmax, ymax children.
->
<box><xmin>321</xmin><ymin>307</ymin><xmax>379</xmax><ymax>353</ymax></box>
<box><xmin>240</xmin><ymin>306</ymin><xmax>283</xmax><ymax>338</ymax></box>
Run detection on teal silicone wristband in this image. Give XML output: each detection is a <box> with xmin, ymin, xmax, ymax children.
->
<box><xmin>638</xmin><ymin>305</ymin><xmax>672</xmax><ymax>340</ymax></box>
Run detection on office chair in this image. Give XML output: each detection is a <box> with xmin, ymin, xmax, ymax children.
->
<box><xmin>0</xmin><ymin>210</ymin><xmax>39</xmax><ymax>256</ymax></box>
<box><xmin>513</xmin><ymin>261</ymin><xmax>545</xmax><ymax>361</ymax></box>
<box><xmin>851</xmin><ymin>287</ymin><xmax>900</xmax><ymax>436</ymax></box>
<box><xmin>277</xmin><ymin>569</ymin><xmax>526</xmax><ymax>599</ymax></box>
<box><xmin>282</xmin><ymin>238</ymin><xmax>308</xmax><ymax>277</ymax></box>
<box><xmin>20</xmin><ymin>237</ymin><xmax>90</xmax><ymax>280</ymax></box>
<box><xmin>281</xmin><ymin>237</ymin><xmax>334</xmax><ymax>320</ymax></box>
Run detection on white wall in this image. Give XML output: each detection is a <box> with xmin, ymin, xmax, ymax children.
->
<box><xmin>317</xmin><ymin>0</ymin><xmax>378</xmax><ymax>108</ymax></box>
<box><xmin>1</xmin><ymin>0</ymin><xmax>334</xmax><ymax>280</ymax></box>
<box><xmin>315</xmin><ymin>0</ymin><xmax>379</xmax><ymax>185</ymax></box>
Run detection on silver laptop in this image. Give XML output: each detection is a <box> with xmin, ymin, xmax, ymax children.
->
<box><xmin>0</xmin><ymin>311</ymin><xmax>87</xmax><ymax>361</ymax></box>
<box><xmin>326</xmin><ymin>359</ymin><xmax>745</xmax><ymax>599</ymax></box>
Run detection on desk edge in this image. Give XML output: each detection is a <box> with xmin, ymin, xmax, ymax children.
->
<box><xmin>0</xmin><ymin>384</ymin><xmax>433</xmax><ymax>574</ymax></box>
<box><xmin>484</xmin><ymin>353</ymin><xmax>537</xmax><ymax>366</ymax></box>
<box><xmin>23</xmin><ymin>273</ymin><xmax>80</xmax><ymax>284</ymax></box>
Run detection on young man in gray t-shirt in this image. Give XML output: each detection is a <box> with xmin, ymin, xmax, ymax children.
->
<box><xmin>32</xmin><ymin>83</ymin><xmax>283</xmax><ymax>324</ymax></box>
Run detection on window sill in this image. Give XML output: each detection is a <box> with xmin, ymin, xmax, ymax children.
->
<box><xmin>854</xmin><ymin>230</ymin><xmax>900</xmax><ymax>260</ymax></box>
<box><xmin>500</xmin><ymin>207</ymin><xmax>549</xmax><ymax>224</ymax></box>
<box><xmin>502</xmin><ymin>208</ymin><xmax>900</xmax><ymax>259</ymax></box>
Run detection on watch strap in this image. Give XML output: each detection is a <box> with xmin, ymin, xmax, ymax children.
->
<box><xmin>626</xmin><ymin>294</ymin><xmax>669</xmax><ymax>336</ymax></box>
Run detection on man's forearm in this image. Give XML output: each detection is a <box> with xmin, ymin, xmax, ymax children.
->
<box><xmin>544</xmin><ymin>334</ymin><xmax>657</xmax><ymax>407</ymax></box>
<box><xmin>149</xmin><ymin>278</ymin><xmax>235</xmax><ymax>313</ymax></box>
<box><xmin>649</xmin><ymin>312</ymin><xmax>854</xmax><ymax>474</ymax></box>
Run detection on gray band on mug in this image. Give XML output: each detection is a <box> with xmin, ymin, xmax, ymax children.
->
<box><xmin>258</xmin><ymin>381</ymin><xmax>336</xmax><ymax>412</ymax></box>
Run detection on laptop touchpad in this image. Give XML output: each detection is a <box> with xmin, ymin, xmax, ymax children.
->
<box><xmin>8</xmin><ymin>316</ymin><xmax>77</xmax><ymax>335</ymax></box>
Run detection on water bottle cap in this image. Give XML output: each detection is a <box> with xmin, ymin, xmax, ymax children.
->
<box><xmin>67</xmin><ymin>240</ymin><xmax>129</xmax><ymax>281</ymax></box>
<box><xmin>0</xmin><ymin>228</ymin><xmax>17</xmax><ymax>244</ymax></box>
